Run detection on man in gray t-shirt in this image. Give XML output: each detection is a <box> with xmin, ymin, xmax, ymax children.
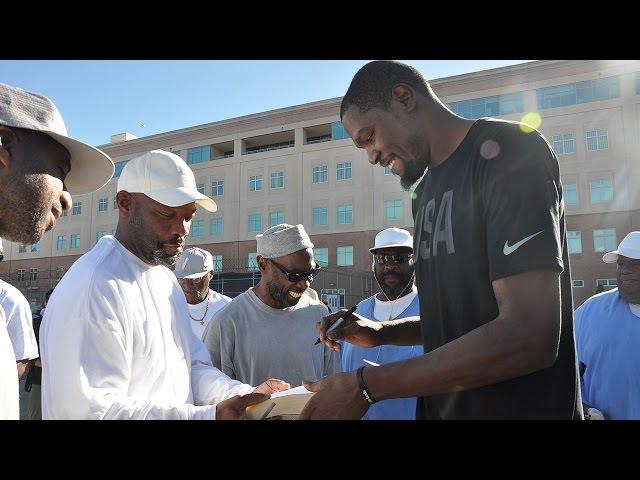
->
<box><xmin>202</xmin><ymin>224</ymin><xmax>340</xmax><ymax>386</ymax></box>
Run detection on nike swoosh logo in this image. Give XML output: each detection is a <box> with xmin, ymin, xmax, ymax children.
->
<box><xmin>503</xmin><ymin>230</ymin><xmax>544</xmax><ymax>255</ymax></box>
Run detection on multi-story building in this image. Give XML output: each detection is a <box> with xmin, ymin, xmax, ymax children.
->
<box><xmin>2</xmin><ymin>60</ymin><xmax>639</xmax><ymax>308</ymax></box>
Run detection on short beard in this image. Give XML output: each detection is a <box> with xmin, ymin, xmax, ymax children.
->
<box><xmin>399</xmin><ymin>139</ymin><xmax>428</xmax><ymax>191</ymax></box>
<box><xmin>266</xmin><ymin>277</ymin><xmax>289</xmax><ymax>308</ymax></box>
<box><xmin>0</xmin><ymin>172</ymin><xmax>55</xmax><ymax>244</ymax></box>
<box><xmin>377</xmin><ymin>274</ymin><xmax>413</xmax><ymax>299</ymax></box>
<box><xmin>128</xmin><ymin>208</ymin><xmax>183</xmax><ymax>268</ymax></box>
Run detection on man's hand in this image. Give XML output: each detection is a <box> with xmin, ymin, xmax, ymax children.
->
<box><xmin>299</xmin><ymin>371</ymin><xmax>370</xmax><ymax>420</ymax></box>
<box><xmin>253</xmin><ymin>378</ymin><xmax>290</xmax><ymax>395</ymax></box>
<box><xmin>216</xmin><ymin>392</ymin><xmax>270</xmax><ymax>420</ymax></box>
<box><xmin>317</xmin><ymin>310</ymin><xmax>383</xmax><ymax>352</ymax></box>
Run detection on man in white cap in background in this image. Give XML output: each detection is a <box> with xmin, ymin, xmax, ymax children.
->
<box><xmin>175</xmin><ymin>247</ymin><xmax>231</xmax><ymax>340</ymax></box>
<box><xmin>41</xmin><ymin>150</ymin><xmax>288</xmax><ymax>420</ymax></box>
<box><xmin>0</xmin><ymin>82</ymin><xmax>114</xmax><ymax>419</ymax></box>
<box><xmin>339</xmin><ymin>228</ymin><xmax>423</xmax><ymax>420</ymax></box>
<box><xmin>203</xmin><ymin>223</ymin><xmax>340</xmax><ymax>387</ymax></box>
<box><xmin>574</xmin><ymin>231</ymin><xmax>640</xmax><ymax>420</ymax></box>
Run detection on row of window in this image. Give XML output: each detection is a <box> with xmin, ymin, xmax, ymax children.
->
<box><xmin>244</xmin><ymin>246</ymin><xmax>354</xmax><ymax>271</ymax></box>
<box><xmin>552</xmin><ymin>129</ymin><xmax>609</xmax><ymax>155</ymax></box>
<box><xmin>563</xmin><ymin>179</ymin><xmax>613</xmax><ymax>205</ymax></box>
<box><xmin>567</xmin><ymin>228</ymin><xmax>618</xmax><ymax>254</ymax></box>
<box><xmin>572</xmin><ymin>279</ymin><xmax>617</xmax><ymax>288</ymax></box>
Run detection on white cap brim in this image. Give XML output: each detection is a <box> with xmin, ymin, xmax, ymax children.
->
<box><xmin>175</xmin><ymin>270</ymin><xmax>210</xmax><ymax>280</ymax></box>
<box><xmin>602</xmin><ymin>250</ymin><xmax>619</xmax><ymax>263</ymax></box>
<box><xmin>145</xmin><ymin>186</ymin><xmax>217</xmax><ymax>213</ymax></box>
<box><xmin>369</xmin><ymin>243</ymin><xmax>414</xmax><ymax>253</ymax></box>
<box><xmin>46</xmin><ymin>131</ymin><xmax>115</xmax><ymax>195</ymax></box>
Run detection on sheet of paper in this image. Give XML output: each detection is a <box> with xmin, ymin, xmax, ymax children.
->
<box><xmin>245</xmin><ymin>385</ymin><xmax>314</xmax><ymax>420</ymax></box>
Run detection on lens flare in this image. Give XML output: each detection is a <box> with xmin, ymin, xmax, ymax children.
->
<box><xmin>520</xmin><ymin>112</ymin><xmax>542</xmax><ymax>133</ymax></box>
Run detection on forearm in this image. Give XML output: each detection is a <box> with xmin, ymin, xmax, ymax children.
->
<box><xmin>365</xmin><ymin>314</ymin><xmax>558</xmax><ymax>400</ymax></box>
<box><xmin>378</xmin><ymin>316</ymin><xmax>423</xmax><ymax>346</ymax></box>
<box><xmin>16</xmin><ymin>360</ymin><xmax>28</xmax><ymax>378</ymax></box>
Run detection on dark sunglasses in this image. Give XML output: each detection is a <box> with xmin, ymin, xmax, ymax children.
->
<box><xmin>269</xmin><ymin>259</ymin><xmax>320</xmax><ymax>282</ymax></box>
<box><xmin>373</xmin><ymin>253</ymin><xmax>414</xmax><ymax>265</ymax></box>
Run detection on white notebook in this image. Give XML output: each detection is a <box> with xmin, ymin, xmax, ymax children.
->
<box><xmin>245</xmin><ymin>385</ymin><xmax>315</xmax><ymax>420</ymax></box>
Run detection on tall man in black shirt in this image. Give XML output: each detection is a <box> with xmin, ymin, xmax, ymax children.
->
<box><xmin>301</xmin><ymin>61</ymin><xmax>582</xmax><ymax>419</ymax></box>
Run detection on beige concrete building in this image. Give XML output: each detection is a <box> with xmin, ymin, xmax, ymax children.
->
<box><xmin>2</xmin><ymin>60</ymin><xmax>639</xmax><ymax>308</ymax></box>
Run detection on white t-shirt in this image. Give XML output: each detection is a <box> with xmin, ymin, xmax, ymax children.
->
<box><xmin>0</xmin><ymin>279</ymin><xmax>38</xmax><ymax>361</ymax></box>
<box><xmin>187</xmin><ymin>290</ymin><xmax>232</xmax><ymax>340</ymax></box>
<box><xmin>630</xmin><ymin>303</ymin><xmax>640</xmax><ymax>318</ymax></box>
<box><xmin>0</xmin><ymin>308</ymin><xmax>19</xmax><ymax>419</ymax></box>
<box><xmin>373</xmin><ymin>286</ymin><xmax>418</xmax><ymax>321</ymax></box>
<box><xmin>40</xmin><ymin>235</ymin><xmax>254</xmax><ymax>420</ymax></box>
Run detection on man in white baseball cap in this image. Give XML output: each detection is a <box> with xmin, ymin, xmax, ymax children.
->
<box><xmin>340</xmin><ymin>228</ymin><xmax>423</xmax><ymax>419</ymax></box>
<box><xmin>175</xmin><ymin>247</ymin><xmax>232</xmax><ymax>339</ymax></box>
<box><xmin>0</xmin><ymin>83</ymin><xmax>114</xmax><ymax>244</ymax></box>
<box><xmin>41</xmin><ymin>150</ymin><xmax>288</xmax><ymax>420</ymax></box>
<box><xmin>0</xmin><ymin>83</ymin><xmax>114</xmax><ymax>419</ymax></box>
<box><xmin>574</xmin><ymin>231</ymin><xmax>640</xmax><ymax>419</ymax></box>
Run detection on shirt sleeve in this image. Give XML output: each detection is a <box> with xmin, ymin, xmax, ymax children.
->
<box><xmin>202</xmin><ymin>310</ymin><xmax>237</xmax><ymax>379</ymax></box>
<box><xmin>3</xmin><ymin>290</ymin><xmax>38</xmax><ymax>361</ymax></box>
<box><xmin>480</xmin><ymin>129</ymin><xmax>564</xmax><ymax>282</ymax></box>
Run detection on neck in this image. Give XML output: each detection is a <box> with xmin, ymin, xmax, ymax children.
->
<box><xmin>252</xmin><ymin>282</ymin><xmax>285</xmax><ymax>309</ymax></box>
<box><xmin>115</xmin><ymin>225</ymin><xmax>154</xmax><ymax>266</ymax></box>
<box><xmin>423</xmin><ymin>104</ymin><xmax>475</xmax><ymax>169</ymax></box>
<box><xmin>187</xmin><ymin>289</ymin><xmax>210</xmax><ymax>305</ymax></box>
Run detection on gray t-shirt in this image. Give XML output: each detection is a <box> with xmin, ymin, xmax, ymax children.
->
<box><xmin>202</xmin><ymin>288</ymin><xmax>340</xmax><ymax>386</ymax></box>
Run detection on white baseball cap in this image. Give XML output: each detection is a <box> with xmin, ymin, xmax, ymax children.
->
<box><xmin>0</xmin><ymin>83</ymin><xmax>115</xmax><ymax>195</ymax></box>
<box><xmin>174</xmin><ymin>247</ymin><xmax>214</xmax><ymax>279</ymax></box>
<box><xmin>369</xmin><ymin>228</ymin><xmax>414</xmax><ymax>253</ymax></box>
<box><xmin>603</xmin><ymin>231</ymin><xmax>640</xmax><ymax>263</ymax></box>
<box><xmin>117</xmin><ymin>150</ymin><xmax>217</xmax><ymax>212</ymax></box>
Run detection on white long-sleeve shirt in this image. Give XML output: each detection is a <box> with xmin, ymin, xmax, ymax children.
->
<box><xmin>0</xmin><ymin>308</ymin><xmax>19</xmax><ymax>419</ymax></box>
<box><xmin>0</xmin><ymin>279</ymin><xmax>38</xmax><ymax>361</ymax></box>
<box><xmin>41</xmin><ymin>235</ymin><xmax>253</xmax><ymax>420</ymax></box>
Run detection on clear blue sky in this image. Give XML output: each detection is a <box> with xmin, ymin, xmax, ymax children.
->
<box><xmin>0</xmin><ymin>60</ymin><xmax>531</xmax><ymax>147</ymax></box>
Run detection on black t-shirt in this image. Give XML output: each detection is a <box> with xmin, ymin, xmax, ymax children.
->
<box><xmin>412</xmin><ymin>118</ymin><xmax>581</xmax><ymax>419</ymax></box>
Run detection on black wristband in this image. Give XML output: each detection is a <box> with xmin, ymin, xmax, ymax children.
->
<box><xmin>356</xmin><ymin>366</ymin><xmax>376</xmax><ymax>404</ymax></box>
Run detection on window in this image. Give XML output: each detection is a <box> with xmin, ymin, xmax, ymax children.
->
<box><xmin>314</xmin><ymin>248</ymin><xmax>329</xmax><ymax>267</ymax></box>
<box><xmin>192</xmin><ymin>220</ymin><xmax>204</xmax><ymax>237</ymax></box>
<box><xmin>247</xmin><ymin>253</ymin><xmax>258</xmax><ymax>271</ymax></box>
<box><xmin>269</xmin><ymin>211</ymin><xmax>284</xmax><ymax>227</ymax></box>
<box><xmin>30</xmin><ymin>243</ymin><xmax>39</xmax><ymax>253</ymax></box>
<box><xmin>594</xmin><ymin>228</ymin><xmax>616</xmax><ymax>252</ymax></box>
<box><xmin>564</xmin><ymin>182</ymin><xmax>579</xmax><ymax>205</ymax></box>
<box><xmin>536</xmin><ymin>76</ymin><xmax>620</xmax><ymax>109</ymax></box>
<box><xmin>586</xmin><ymin>130</ymin><xmax>609</xmax><ymax>151</ymax></box>
<box><xmin>337</xmin><ymin>162</ymin><xmax>352</xmax><ymax>180</ymax></box>
<box><xmin>384</xmin><ymin>166</ymin><xmax>393</xmax><ymax>175</ymax></box>
<box><xmin>210</xmin><ymin>218</ymin><xmax>223</xmax><ymax>236</ymax></box>
<box><xmin>312</xmin><ymin>207</ymin><xmax>328</xmax><ymax>226</ymax></box>
<box><xmin>17</xmin><ymin>269</ymin><xmax>25</xmax><ymax>282</ymax></box>
<box><xmin>385</xmin><ymin>200</ymin><xmax>403</xmax><ymax>220</ymax></box>
<box><xmin>70</xmin><ymin>234</ymin><xmax>80</xmax><ymax>249</ymax></box>
<box><xmin>337</xmin><ymin>246</ymin><xmax>354</xmax><ymax>266</ymax></box>
<box><xmin>572</xmin><ymin>280</ymin><xmax>584</xmax><ymax>288</ymax></box>
<box><xmin>98</xmin><ymin>198</ymin><xmax>108</xmax><ymax>212</ymax></box>
<box><xmin>18</xmin><ymin>244</ymin><xmax>26</xmax><ymax>253</ymax></box>
<box><xmin>249</xmin><ymin>175</ymin><xmax>263</xmax><ymax>192</ymax></box>
<box><xmin>29</xmin><ymin>268</ymin><xmax>38</xmax><ymax>281</ymax></box>
<box><xmin>56</xmin><ymin>235</ymin><xmax>67</xmax><ymax>250</ymax></box>
<box><xmin>567</xmin><ymin>231</ymin><xmax>582</xmax><ymax>254</ymax></box>
<box><xmin>212</xmin><ymin>255</ymin><xmax>223</xmax><ymax>273</ymax></box>
<box><xmin>313</xmin><ymin>165</ymin><xmax>328</xmax><ymax>183</ymax></box>
<box><xmin>197</xmin><ymin>183</ymin><xmax>205</xmax><ymax>195</ymax></box>
<box><xmin>55</xmin><ymin>266</ymin><xmax>65</xmax><ymax>279</ymax></box>
<box><xmin>187</xmin><ymin>145</ymin><xmax>211</xmax><ymax>165</ymax></box>
<box><xmin>270</xmin><ymin>172</ymin><xmax>284</xmax><ymax>189</ymax></box>
<box><xmin>113</xmin><ymin>198</ymin><xmax>118</xmax><ymax>210</ymax></box>
<box><xmin>114</xmin><ymin>161</ymin><xmax>129</xmax><ymax>178</ymax></box>
<box><xmin>211</xmin><ymin>180</ymin><xmax>224</xmax><ymax>197</ymax></box>
<box><xmin>248</xmin><ymin>214</ymin><xmax>262</xmax><ymax>233</ymax></box>
<box><xmin>449</xmin><ymin>92</ymin><xmax>524</xmax><ymax>118</ymax></box>
<box><xmin>553</xmin><ymin>133</ymin><xmax>574</xmax><ymax>155</ymax></box>
<box><xmin>72</xmin><ymin>202</ymin><xmax>82</xmax><ymax>215</ymax></box>
<box><xmin>331</xmin><ymin>121</ymin><xmax>350</xmax><ymax>141</ymax></box>
<box><xmin>321</xmin><ymin>288</ymin><xmax>346</xmax><ymax>309</ymax></box>
<box><xmin>590</xmin><ymin>179</ymin><xmax>613</xmax><ymax>203</ymax></box>
<box><xmin>96</xmin><ymin>231</ymin><xmax>106</xmax><ymax>243</ymax></box>
<box><xmin>596</xmin><ymin>278</ymin><xmax>617</xmax><ymax>287</ymax></box>
<box><xmin>337</xmin><ymin>204</ymin><xmax>353</xmax><ymax>224</ymax></box>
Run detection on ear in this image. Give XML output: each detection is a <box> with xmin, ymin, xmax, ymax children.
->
<box><xmin>257</xmin><ymin>255</ymin><xmax>268</xmax><ymax>273</ymax></box>
<box><xmin>391</xmin><ymin>84</ymin><xmax>416</xmax><ymax>113</ymax></box>
<box><xmin>116</xmin><ymin>191</ymin><xmax>132</xmax><ymax>218</ymax></box>
<box><xmin>0</xmin><ymin>126</ymin><xmax>18</xmax><ymax>169</ymax></box>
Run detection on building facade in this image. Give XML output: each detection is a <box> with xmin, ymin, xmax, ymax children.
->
<box><xmin>2</xmin><ymin>60</ymin><xmax>639</xmax><ymax>308</ymax></box>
